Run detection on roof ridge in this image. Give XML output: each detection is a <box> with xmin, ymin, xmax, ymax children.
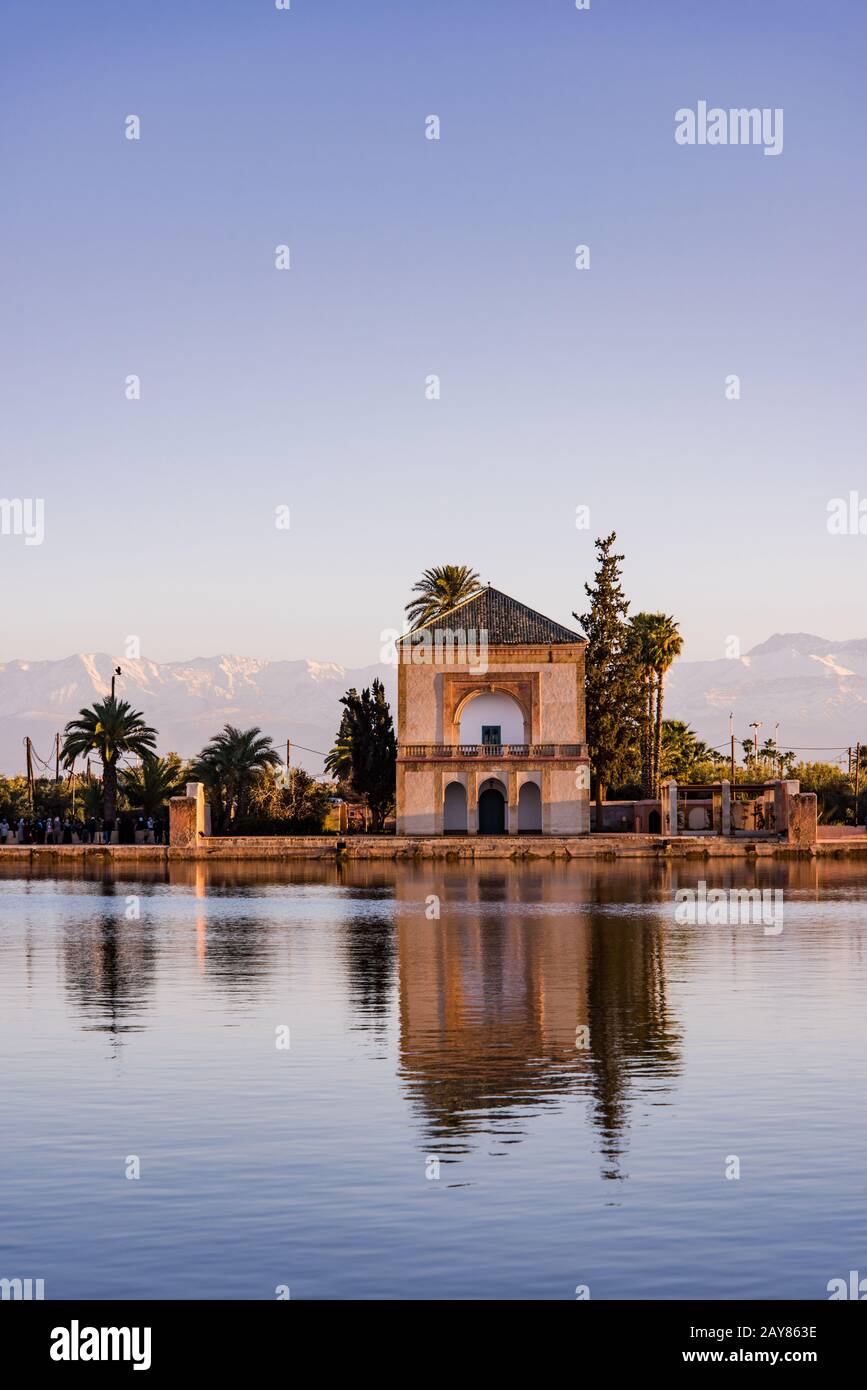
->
<box><xmin>398</xmin><ymin>586</ymin><xmax>584</xmax><ymax>645</ymax></box>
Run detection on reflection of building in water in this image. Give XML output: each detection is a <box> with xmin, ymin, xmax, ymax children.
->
<box><xmin>393</xmin><ymin>865</ymin><xmax>682</xmax><ymax>1176</ymax></box>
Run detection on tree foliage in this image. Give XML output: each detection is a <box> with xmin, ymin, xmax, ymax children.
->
<box><xmin>405</xmin><ymin>565</ymin><xmax>483</xmax><ymax>629</ymax></box>
<box><xmin>61</xmin><ymin>697</ymin><xmax>158</xmax><ymax>824</ymax></box>
<box><xmin>330</xmin><ymin>679</ymin><xmax>396</xmax><ymax>831</ymax></box>
<box><xmin>194</xmin><ymin>725</ymin><xmax>281</xmax><ymax>831</ymax></box>
<box><xmin>575</xmin><ymin>533</ymin><xmax>643</xmax><ymax>820</ymax></box>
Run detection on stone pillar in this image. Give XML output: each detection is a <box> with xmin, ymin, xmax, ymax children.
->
<box><xmin>169</xmin><ymin>797</ymin><xmax>197</xmax><ymax>847</ymax></box>
<box><xmin>774</xmin><ymin>780</ymin><xmax>799</xmax><ymax>835</ymax></box>
<box><xmin>395</xmin><ymin>764</ymin><xmax>405</xmax><ymax>835</ymax></box>
<box><xmin>721</xmin><ymin>780</ymin><xmax>731</xmax><ymax>836</ymax></box>
<box><xmin>508</xmin><ymin>768</ymin><xmax>519</xmax><ymax>835</ymax></box>
<box><xmin>787</xmin><ymin>793</ymin><xmax>818</xmax><ymax>847</ymax></box>
<box><xmin>170</xmin><ymin>782</ymin><xmax>207</xmax><ymax>848</ymax></box>
<box><xmin>660</xmin><ymin>779</ymin><xmax>678</xmax><ymax>835</ymax></box>
<box><xmin>467</xmin><ymin>769</ymin><xmax>479</xmax><ymax>836</ymax></box>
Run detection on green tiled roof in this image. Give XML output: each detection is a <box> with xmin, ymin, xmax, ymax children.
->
<box><xmin>399</xmin><ymin>586</ymin><xmax>584</xmax><ymax>645</ymax></box>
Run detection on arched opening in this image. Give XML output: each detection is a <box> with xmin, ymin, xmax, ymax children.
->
<box><xmin>648</xmin><ymin>808</ymin><xmax>661</xmax><ymax>834</ymax></box>
<box><xmin>517</xmin><ymin>781</ymin><xmax>542</xmax><ymax>833</ymax></box>
<box><xmin>443</xmin><ymin>781</ymin><xmax>468</xmax><ymax>834</ymax></box>
<box><xmin>458</xmin><ymin>691</ymin><xmax>526</xmax><ymax>747</ymax></box>
<box><xmin>478</xmin><ymin>779</ymin><xmax>507</xmax><ymax>834</ymax></box>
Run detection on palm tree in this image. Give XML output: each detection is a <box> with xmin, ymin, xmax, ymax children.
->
<box><xmin>628</xmin><ymin>613</ymin><xmax>659</xmax><ymax>798</ymax></box>
<box><xmin>660</xmin><ymin>720</ymin><xmax>717</xmax><ymax>782</ymax></box>
<box><xmin>121</xmin><ymin>754</ymin><xmax>186</xmax><ymax>816</ymax></box>
<box><xmin>405</xmin><ymin>565</ymin><xmax>483</xmax><ymax>629</ymax></box>
<box><xmin>61</xmin><ymin>697</ymin><xmax>158</xmax><ymax>825</ymax></box>
<box><xmin>651</xmin><ymin>615</ymin><xmax>683</xmax><ymax>793</ymax></box>
<box><xmin>325</xmin><ymin>705</ymin><xmax>354</xmax><ymax>783</ymax></box>
<box><xmin>194</xmin><ymin>725</ymin><xmax>281</xmax><ymax>831</ymax></box>
<box><xmin>628</xmin><ymin>613</ymin><xmax>683</xmax><ymax>796</ymax></box>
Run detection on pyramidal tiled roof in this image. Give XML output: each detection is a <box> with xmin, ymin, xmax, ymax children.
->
<box><xmin>400</xmin><ymin>586</ymin><xmax>584</xmax><ymax>645</ymax></box>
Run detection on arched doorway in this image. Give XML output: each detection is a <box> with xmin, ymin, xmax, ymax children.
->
<box><xmin>478</xmin><ymin>780</ymin><xmax>506</xmax><ymax>834</ymax></box>
<box><xmin>518</xmin><ymin>781</ymin><xmax>542</xmax><ymax>833</ymax></box>
<box><xmin>443</xmin><ymin>781</ymin><xmax>468</xmax><ymax>834</ymax></box>
<box><xmin>648</xmin><ymin>808</ymin><xmax>661</xmax><ymax>834</ymax></box>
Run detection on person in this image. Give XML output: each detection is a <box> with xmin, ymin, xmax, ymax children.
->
<box><xmin>0</xmin><ymin>818</ymin><xmax>8</xmax><ymax>845</ymax></box>
<box><xmin>103</xmin><ymin>818</ymin><xmax>114</xmax><ymax>844</ymax></box>
<box><xmin>153</xmin><ymin>816</ymin><xmax>163</xmax><ymax>845</ymax></box>
<box><xmin>146</xmin><ymin>815</ymin><xmax>154</xmax><ymax>844</ymax></box>
<box><xmin>62</xmin><ymin>818</ymin><xmax>72</xmax><ymax>844</ymax></box>
<box><xmin>87</xmin><ymin>816</ymin><xmax>97</xmax><ymax>844</ymax></box>
<box><xmin>17</xmin><ymin>817</ymin><xmax>26</xmax><ymax>844</ymax></box>
<box><xmin>52</xmin><ymin>815</ymin><xmax>61</xmax><ymax>844</ymax></box>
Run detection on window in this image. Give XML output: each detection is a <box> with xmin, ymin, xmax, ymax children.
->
<box><xmin>481</xmin><ymin>725</ymin><xmax>502</xmax><ymax>746</ymax></box>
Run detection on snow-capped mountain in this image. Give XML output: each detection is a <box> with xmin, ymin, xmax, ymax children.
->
<box><xmin>0</xmin><ymin>653</ymin><xmax>395</xmax><ymax>777</ymax></box>
<box><xmin>664</xmin><ymin>634</ymin><xmax>867</xmax><ymax>757</ymax></box>
<box><xmin>1</xmin><ymin>633</ymin><xmax>865</xmax><ymax>778</ymax></box>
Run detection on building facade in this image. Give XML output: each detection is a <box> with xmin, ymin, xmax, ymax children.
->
<box><xmin>395</xmin><ymin>586</ymin><xmax>591</xmax><ymax>835</ymax></box>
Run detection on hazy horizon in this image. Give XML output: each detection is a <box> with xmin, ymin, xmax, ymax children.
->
<box><xmin>2</xmin><ymin>624</ymin><xmax>866</xmax><ymax>670</ymax></box>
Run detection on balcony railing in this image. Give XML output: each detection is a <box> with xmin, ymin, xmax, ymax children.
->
<box><xmin>399</xmin><ymin>743</ymin><xmax>587</xmax><ymax>759</ymax></box>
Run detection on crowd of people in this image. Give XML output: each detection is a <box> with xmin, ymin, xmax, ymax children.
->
<box><xmin>0</xmin><ymin>813</ymin><xmax>166</xmax><ymax>845</ymax></box>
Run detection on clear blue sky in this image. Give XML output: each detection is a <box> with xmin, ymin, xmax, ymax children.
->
<box><xmin>2</xmin><ymin>0</ymin><xmax>865</xmax><ymax>666</ymax></box>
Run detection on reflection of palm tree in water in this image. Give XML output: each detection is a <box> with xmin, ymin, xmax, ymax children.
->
<box><xmin>583</xmin><ymin>909</ymin><xmax>681</xmax><ymax>1179</ymax></box>
<box><xmin>62</xmin><ymin>880</ymin><xmax>159</xmax><ymax>1056</ymax></box>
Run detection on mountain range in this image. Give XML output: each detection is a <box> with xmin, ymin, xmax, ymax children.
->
<box><xmin>1</xmin><ymin>633</ymin><xmax>865</xmax><ymax>777</ymax></box>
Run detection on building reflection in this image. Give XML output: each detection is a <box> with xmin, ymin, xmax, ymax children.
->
<box><xmin>392</xmin><ymin>864</ymin><xmax>683</xmax><ymax>1177</ymax></box>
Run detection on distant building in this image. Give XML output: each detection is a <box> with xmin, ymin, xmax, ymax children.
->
<box><xmin>395</xmin><ymin>586</ymin><xmax>591</xmax><ymax>835</ymax></box>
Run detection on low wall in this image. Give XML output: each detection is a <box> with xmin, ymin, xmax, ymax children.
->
<box><xmin>3</xmin><ymin>834</ymin><xmax>867</xmax><ymax>863</ymax></box>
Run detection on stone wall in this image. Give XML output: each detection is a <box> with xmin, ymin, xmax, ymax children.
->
<box><xmin>786</xmin><ymin>793</ymin><xmax>818</xmax><ymax>847</ymax></box>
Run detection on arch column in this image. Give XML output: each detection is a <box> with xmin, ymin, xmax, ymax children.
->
<box><xmin>467</xmin><ymin>769</ymin><xmax>479</xmax><ymax>835</ymax></box>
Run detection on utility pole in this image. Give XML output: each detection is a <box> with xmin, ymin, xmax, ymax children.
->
<box><xmin>55</xmin><ymin>732</ymin><xmax>60</xmax><ymax>782</ymax></box>
<box><xmin>25</xmin><ymin>737</ymin><xmax>34</xmax><ymax>815</ymax></box>
<box><xmin>111</xmin><ymin>665</ymin><xmax>122</xmax><ymax>700</ymax></box>
<box><xmin>855</xmin><ymin>741</ymin><xmax>862</xmax><ymax>826</ymax></box>
<box><xmin>729</xmin><ymin>712</ymin><xmax>735</xmax><ymax>782</ymax></box>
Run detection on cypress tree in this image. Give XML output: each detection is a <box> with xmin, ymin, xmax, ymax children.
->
<box><xmin>575</xmin><ymin>533</ymin><xmax>642</xmax><ymax>827</ymax></box>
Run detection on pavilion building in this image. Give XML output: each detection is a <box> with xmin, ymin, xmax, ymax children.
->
<box><xmin>395</xmin><ymin>586</ymin><xmax>591</xmax><ymax>836</ymax></box>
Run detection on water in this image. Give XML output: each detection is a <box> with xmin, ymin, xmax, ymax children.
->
<box><xmin>1</xmin><ymin>858</ymin><xmax>865</xmax><ymax>1300</ymax></box>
